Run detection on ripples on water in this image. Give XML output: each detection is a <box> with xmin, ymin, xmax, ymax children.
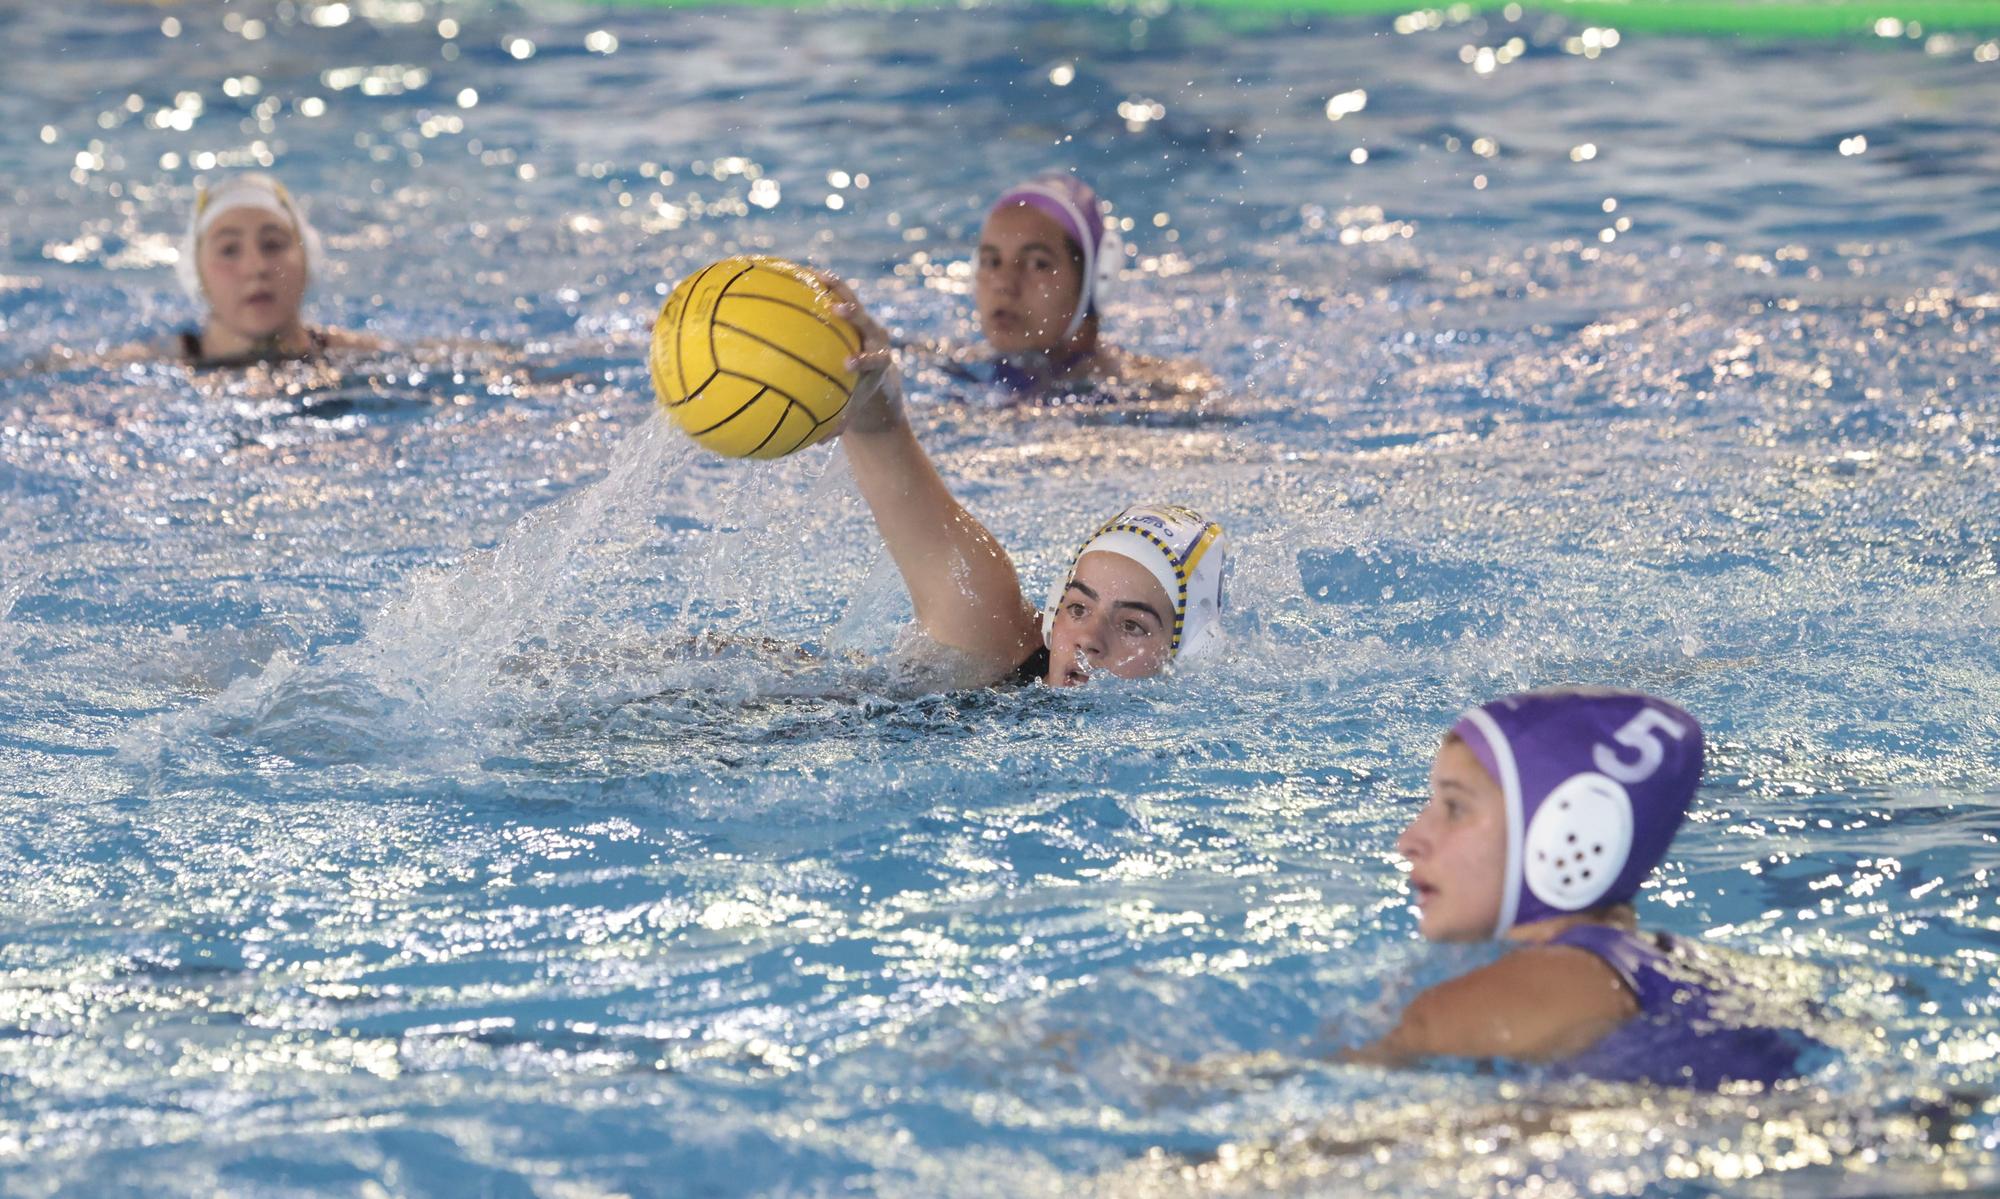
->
<box><xmin>2</xmin><ymin>1</ymin><xmax>1998</xmax><ymax>1194</ymax></box>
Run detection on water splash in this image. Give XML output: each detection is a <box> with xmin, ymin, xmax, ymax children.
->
<box><xmin>4</xmin><ymin>2</ymin><xmax>2000</xmax><ymax>1195</ymax></box>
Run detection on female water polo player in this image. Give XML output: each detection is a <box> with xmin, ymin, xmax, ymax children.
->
<box><xmin>921</xmin><ymin>173</ymin><xmax>1212</xmax><ymax>406</ymax></box>
<box><xmin>172</xmin><ymin>172</ymin><xmax>377</xmax><ymax>369</ymax></box>
<box><xmin>1348</xmin><ymin>688</ymin><xmax>1819</xmax><ymax>1088</ymax></box>
<box><xmin>822</xmin><ymin>273</ymin><xmax>1225</xmax><ymax>689</ymax></box>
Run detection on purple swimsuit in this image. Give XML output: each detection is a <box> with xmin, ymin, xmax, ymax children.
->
<box><xmin>1548</xmin><ymin>924</ymin><xmax>1819</xmax><ymax>1089</ymax></box>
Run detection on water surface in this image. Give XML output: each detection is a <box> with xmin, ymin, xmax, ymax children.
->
<box><xmin>3</xmin><ymin>2</ymin><xmax>1998</xmax><ymax>1194</ymax></box>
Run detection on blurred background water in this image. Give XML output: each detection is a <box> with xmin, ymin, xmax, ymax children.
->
<box><xmin>2</xmin><ymin>1</ymin><xmax>1998</xmax><ymax>1195</ymax></box>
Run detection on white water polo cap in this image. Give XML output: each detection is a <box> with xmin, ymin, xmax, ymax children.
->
<box><xmin>1450</xmin><ymin>688</ymin><xmax>1704</xmax><ymax>939</ymax></box>
<box><xmin>1041</xmin><ymin>504</ymin><xmax>1228</xmax><ymax>662</ymax></box>
<box><xmin>988</xmin><ymin>173</ymin><xmax>1123</xmax><ymax>344</ymax></box>
<box><xmin>175</xmin><ymin>173</ymin><xmax>326</xmax><ymax>301</ymax></box>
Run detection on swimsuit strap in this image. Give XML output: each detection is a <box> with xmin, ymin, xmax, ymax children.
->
<box><xmin>987</xmin><ymin>349</ymin><xmax>1094</xmax><ymax>394</ymax></box>
<box><xmin>988</xmin><ymin>358</ymin><xmax>1041</xmax><ymax>394</ymax></box>
<box><xmin>181</xmin><ymin>326</ymin><xmax>329</xmax><ymax>370</ymax></box>
<box><xmin>1548</xmin><ymin>924</ymin><xmax>1677</xmax><ymax>1009</ymax></box>
<box><xmin>1545</xmin><ymin>924</ymin><xmax>1819</xmax><ymax>1088</ymax></box>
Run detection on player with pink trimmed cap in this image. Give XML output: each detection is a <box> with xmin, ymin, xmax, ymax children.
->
<box><xmin>977</xmin><ymin>173</ymin><xmax>1122</xmax><ymax>355</ymax></box>
<box><xmin>953</xmin><ymin>172</ymin><xmax>1211</xmax><ymax>404</ymax></box>
<box><xmin>1348</xmin><ymin>688</ymin><xmax>1822</xmax><ymax>1088</ymax></box>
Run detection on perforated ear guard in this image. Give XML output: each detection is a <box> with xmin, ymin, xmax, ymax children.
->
<box><xmin>1522</xmin><ymin>772</ymin><xmax>1635</xmax><ymax>911</ymax></box>
<box><xmin>1090</xmin><ymin>220</ymin><xmax>1123</xmax><ymax>311</ymax></box>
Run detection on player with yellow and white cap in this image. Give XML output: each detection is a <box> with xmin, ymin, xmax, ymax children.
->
<box><xmin>173</xmin><ymin>172</ymin><xmax>375</xmax><ymax>368</ymax></box>
<box><xmin>813</xmin><ymin>271</ymin><xmax>1229</xmax><ymax>689</ymax></box>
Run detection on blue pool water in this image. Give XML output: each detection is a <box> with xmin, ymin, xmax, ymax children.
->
<box><xmin>3</xmin><ymin>1</ymin><xmax>2000</xmax><ymax>1194</ymax></box>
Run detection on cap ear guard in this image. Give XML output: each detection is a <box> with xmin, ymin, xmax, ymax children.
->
<box><xmin>174</xmin><ymin>228</ymin><xmax>205</xmax><ymax>301</ymax></box>
<box><xmin>1522</xmin><ymin>772</ymin><xmax>1634</xmax><ymax>911</ymax></box>
<box><xmin>1091</xmin><ymin>217</ymin><xmax>1123</xmax><ymax>312</ymax></box>
<box><xmin>1060</xmin><ymin>195</ymin><xmax>1119</xmax><ymax>344</ymax></box>
<box><xmin>1173</xmin><ymin>567</ymin><xmax>1224</xmax><ymax>662</ymax></box>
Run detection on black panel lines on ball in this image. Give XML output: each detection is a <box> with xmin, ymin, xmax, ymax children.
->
<box><xmin>727</xmin><ymin>294</ymin><xmax>860</xmax><ymax>354</ymax></box>
<box><xmin>688</xmin><ymin>385</ymin><xmax>771</xmax><ymax>437</ymax></box>
<box><xmin>704</xmin><ymin>263</ymin><xmax>759</xmax><ymax>397</ymax></box>
<box><xmin>716</xmin><ymin>368</ymin><xmax>804</xmax><ymax>411</ymax></box>
<box><xmin>675</xmin><ymin>259</ymin><xmax>730</xmax><ymax>402</ymax></box>
<box><xmin>745</xmin><ymin>400</ymin><xmax>794</xmax><ymax>458</ymax></box>
<box><xmin>776</xmin><ymin>396</ymin><xmax>833</xmax><ymax>457</ymax></box>
<box><xmin>666</xmin><ymin>367</ymin><xmax>719</xmax><ymax>410</ymax></box>
<box><xmin>712</xmin><ymin>321</ymin><xmax>851</xmax><ymax>392</ymax></box>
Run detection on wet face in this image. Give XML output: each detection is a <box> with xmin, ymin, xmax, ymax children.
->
<box><xmin>974</xmin><ymin>202</ymin><xmax>1086</xmax><ymax>354</ymax></box>
<box><xmin>1043</xmin><ymin>551</ymin><xmax>1174</xmax><ymax>687</ymax></box>
<box><xmin>197</xmin><ymin>206</ymin><xmax>308</xmax><ymax>341</ymax></box>
<box><xmin>1395</xmin><ymin>736</ymin><xmax>1509</xmax><ymax>941</ymax></box>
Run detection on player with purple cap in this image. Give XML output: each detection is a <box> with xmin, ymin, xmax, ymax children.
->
<box><xmin>1349</xmin><ymin>687</ymin><xmax>1820</xmax><ymax>1088</ymax></box>
<box><xmin>944</xmin><ymin>172</ymin><xmax>1210</xmax><ymax>404</ymax></box>
<box><xmin>976</xmin><ymin>173</ymin><xmax>1121</xmax><ymax>356</ymax></box>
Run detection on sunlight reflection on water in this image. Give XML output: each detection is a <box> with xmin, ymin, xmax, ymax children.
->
<box><xmin>1</xmin><ymin>0</ymin><xmax>1998</xmax><ymax>1194</ymax></box>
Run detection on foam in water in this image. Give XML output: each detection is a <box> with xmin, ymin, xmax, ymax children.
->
<box><xmin>4</xmin><ymin>1</ymin><xmax>1999</xmax><ymax>1194</ymax></box>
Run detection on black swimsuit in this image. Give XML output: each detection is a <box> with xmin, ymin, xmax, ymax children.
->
<box><xmin>179</xmin><ymin>327</ymin><xmax>330</xmax><ymax>370</ymax></box>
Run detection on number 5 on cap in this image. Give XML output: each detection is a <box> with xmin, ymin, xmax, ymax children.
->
<box><xmin>1593</xmin><ymin>708</ymin><xmax>1689</xmax><ymax>784</ymax></box>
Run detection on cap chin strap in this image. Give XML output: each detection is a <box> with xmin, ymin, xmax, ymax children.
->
<box><xmin>1003</xmin><ymin>180</ymin><xmax>1119</xmax><ymax>345</ymax></box>
<box><xmin>1040</xmin><ymin>570</ymin><xmax>1069</xmax><ymax>650</ymax></box>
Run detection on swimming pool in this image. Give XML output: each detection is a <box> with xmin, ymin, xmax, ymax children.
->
<box><xmin>3</xmin><ymin>0</ymin><xmax>1999</xmax><ymax>1194</ymax></box>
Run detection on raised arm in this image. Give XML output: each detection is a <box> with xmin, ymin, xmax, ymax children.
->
<box><xmin>820</xmin><ymin>275</ymin><xmax>1042</xmax><ymax>682</ymax></box>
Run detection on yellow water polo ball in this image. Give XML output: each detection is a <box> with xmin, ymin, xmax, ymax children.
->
<box><xmin>649</xmin><ymin>255</ymin><xmax>861</xmax><ymax>459</ymax></box>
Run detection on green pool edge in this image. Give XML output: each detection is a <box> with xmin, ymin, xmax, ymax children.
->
<box><xmin>567</xmin><ymin>0</ymin><xmax>2000</xmax><ymax>37</ymax></box>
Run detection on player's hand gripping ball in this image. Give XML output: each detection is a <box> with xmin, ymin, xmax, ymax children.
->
<box><xmin>649</xmin><ymin>256</ymin><xmax>862</xmax><ymax>458</ymax></box>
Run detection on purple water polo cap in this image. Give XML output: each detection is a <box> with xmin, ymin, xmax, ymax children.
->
<box><xmin>988</xmin><ymin>173</ymin><xmax>1122</xmax><ymax>343</ymax></box>
<box><xmin>1450</xmin><ymin>688</ymin><xmax>1704</xmax><ymax>938</ymax></box>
